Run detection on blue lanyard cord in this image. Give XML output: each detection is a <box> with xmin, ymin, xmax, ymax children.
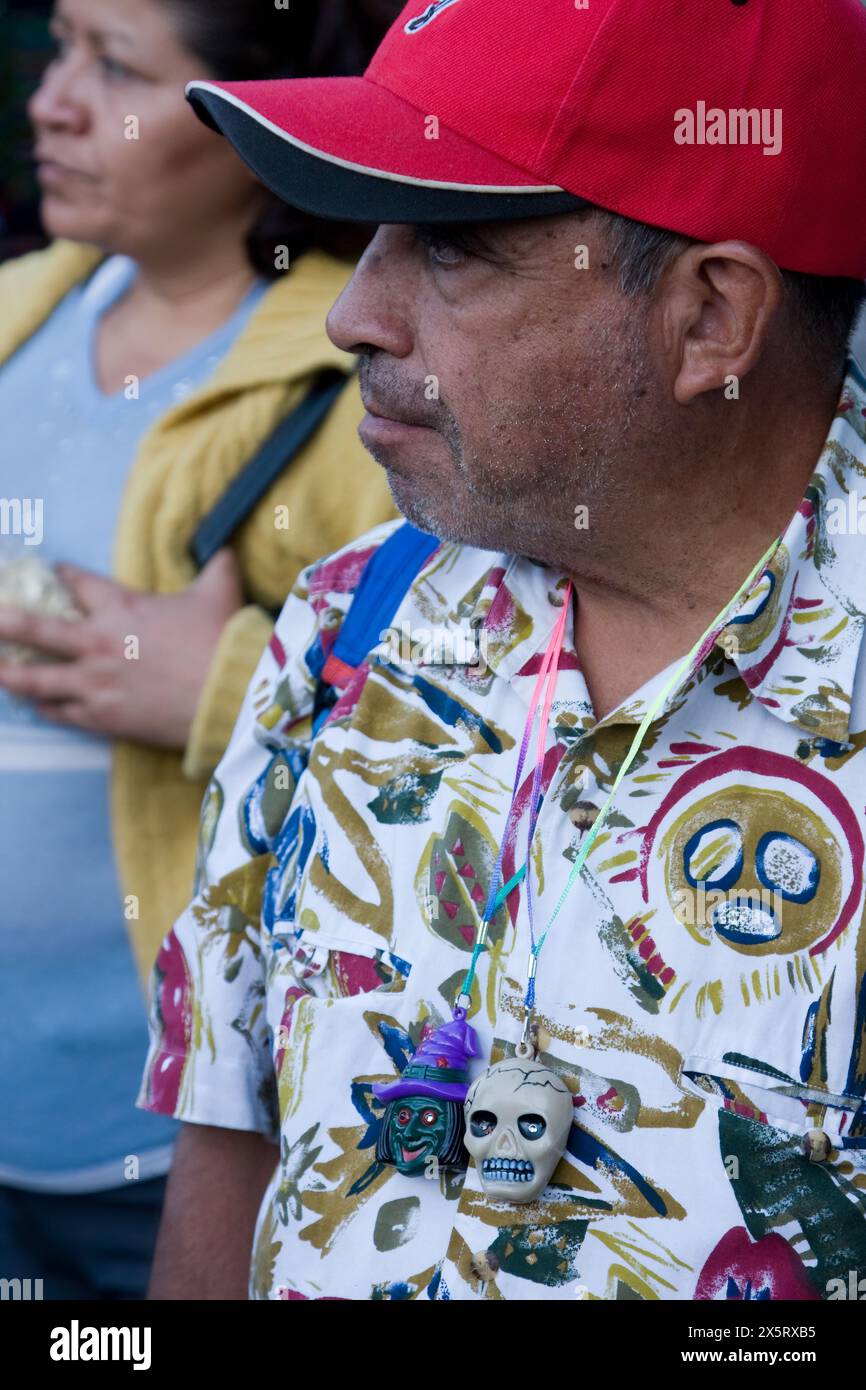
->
<box><xmin>457</xmin><ymin>533</ymin><xmax>782</xmax><ymax>1015</ymax></box>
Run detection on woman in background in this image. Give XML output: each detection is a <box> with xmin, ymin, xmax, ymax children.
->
<box><xmin>0</xmin><ymin>0</ymin><xmax>400</xmax><ymax>1298</ymax></box>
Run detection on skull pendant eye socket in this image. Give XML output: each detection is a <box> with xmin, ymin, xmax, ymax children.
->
<box><xmin>518</xmin><ymin>1114</ymin><xmax>546</xmax><ymax>1140</ymax></box>
<box><xmin>469</xmin><ymin>1110</ymin><xmax>497</xmax><ymax>1138</ymax></box>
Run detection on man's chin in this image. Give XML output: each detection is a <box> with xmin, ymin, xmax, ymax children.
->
<box><xmin>389</xmin><ymin>475</ymin><xmax>537</xmax><ymax>560</ymax></box>
<box><xmin>385</xmin><ymin>470</ymin><xmax>449</xmax><ymax>540</ymax></box>
<box><xmin>372</xmin><ymin>449</ymin><xmax>505</xmax><ymax>551</ymax></box>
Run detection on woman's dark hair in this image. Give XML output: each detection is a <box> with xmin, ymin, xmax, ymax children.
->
<box><xmin>159</xmin><ymin>0</ymin><xmax>406</xmax><ymax>275</ymax></box>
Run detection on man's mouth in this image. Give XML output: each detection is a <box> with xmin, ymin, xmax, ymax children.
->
<box><xmin>360</xmin><ymin>412</ymin><xmax>434</xmax><ymax>446</ymax></box>
<box><xmin>360</xmin><ymin>390</ymin><xmax>437</xmax><ymax>436</ymax></box>
<box><xmin>363</xmin><ymin>396</ymin><xmax>423</xmax><ymax>427</ymax></box>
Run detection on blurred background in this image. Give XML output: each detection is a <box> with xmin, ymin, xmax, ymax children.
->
<box><xmin>1</xmin><ymin>0</ymin><xmax>52</xmax><ymax>258</ymax></box>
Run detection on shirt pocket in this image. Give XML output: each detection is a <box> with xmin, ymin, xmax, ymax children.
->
<box><xmin>677</xmin><ymin>1046</ymin><xmax>866</xmax><ymax>1154</ymax></box>
<box><xmin>271</xmin><ymin>922</ymin><xmax>413</xmax><ymax>1002</ymax></box>
<box><xmin>259</xmin><ymin>927</ymin><xmax>465</xmax><ymax>1298</ymax></box>
<box><xmin>674</xmin><ymin>1026</ymin><xmax>866</xmax><ymax>1300</ymax></box>
<box><xmin>668</xmin><ymin>946</ymin><xmax>866</xmax><ymax>1144</ymax></box>
<box><xmin>266</xmin><ymin>922</ymin><xmax>443</xmax><ymax>1139</ymax></box>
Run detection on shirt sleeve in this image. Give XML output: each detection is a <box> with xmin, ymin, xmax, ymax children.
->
<box><xmin>136</xmin><ymin>574</ymin><xmax>321</xmax><ymax>1137</ymax></box>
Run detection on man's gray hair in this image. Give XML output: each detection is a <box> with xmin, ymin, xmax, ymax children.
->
<box><xmin>595</xmin><ymin>209</ymin><xmax>866</xmax><ymax>377</ymax></box>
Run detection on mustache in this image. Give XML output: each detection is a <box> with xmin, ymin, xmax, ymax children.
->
<box><xmin>358</xmin><ymin>355</ymin><xmax>447</xmax><ymax>430</ymax></box>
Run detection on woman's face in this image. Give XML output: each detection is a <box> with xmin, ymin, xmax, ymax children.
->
<box><xmin>29</xmin><ymin>0</ymin><xmax>268</xmax><ymax>259</ymax></box>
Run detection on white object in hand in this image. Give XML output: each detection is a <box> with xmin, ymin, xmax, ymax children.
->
<box><xmin>0</xmin><ymin>554</ymin><xmax>80</xmax><ymax>663</ymax></box>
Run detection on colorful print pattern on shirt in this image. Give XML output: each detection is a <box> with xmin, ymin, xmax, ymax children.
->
<box><xmin>140</xmin><ymin>362</ymin><xmax>866</xmax><ymax>1301</ymax></box>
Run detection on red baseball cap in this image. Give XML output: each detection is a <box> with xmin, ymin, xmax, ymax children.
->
<box><xmin>187</xmin><ymin>0</ymin><xmax>866</xmax><ymax>277</ymax></box>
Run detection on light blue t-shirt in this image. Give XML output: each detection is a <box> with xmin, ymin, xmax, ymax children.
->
<box><xmin>0</xmin><ymin>254</ymin><xmax>268</xmax><ymax>1190</ymax></box>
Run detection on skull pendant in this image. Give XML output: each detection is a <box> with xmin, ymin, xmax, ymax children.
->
<box><xmin>463</xmin><ymin>1047</ymin><xmax>574</xmax><ymax>1203</ymax></box>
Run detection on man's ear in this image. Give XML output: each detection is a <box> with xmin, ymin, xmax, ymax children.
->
<box><xmin>657</xmin><ymin>241</ymin><xmax>785</xmax><ymax>405</ymax></box>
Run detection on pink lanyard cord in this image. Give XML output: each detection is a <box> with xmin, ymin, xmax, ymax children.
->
<box><xmin>458</xmin><ymin>584</ymin><xmax>572</xmax><ymax>1006</ymax></box>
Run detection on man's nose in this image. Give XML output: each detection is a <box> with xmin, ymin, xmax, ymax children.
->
<box><xmin>28</xmin><ymin>52</ymin><xmax>90</xmax><ymax>136</ymax></box>
<box><xmin>326</xmin><ymin>226</ymin><xmax>415</xmax><ymax>359</ymax></box>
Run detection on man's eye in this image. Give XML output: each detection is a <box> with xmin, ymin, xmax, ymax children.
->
<box><xmin>416</xmin><ymin>228</ymin><xmax>467</xmax><ymax>268</ymax></box>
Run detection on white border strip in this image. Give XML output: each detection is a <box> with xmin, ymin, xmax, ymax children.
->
<box><xmin>0</xmin><ymin>1144</ymin><xmax>175</xmax><ymax>1194</ymax></box>
<box><xmin>186</xmin><ymin>80</ymin><xmax>565</xmax><ymax>196</ymax></box>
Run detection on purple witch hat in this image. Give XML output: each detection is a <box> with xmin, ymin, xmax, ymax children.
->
<box><xmin>373</xmin><ymin>1013</ymin><xmax>480</xmax><ymax>1103</ymax></box>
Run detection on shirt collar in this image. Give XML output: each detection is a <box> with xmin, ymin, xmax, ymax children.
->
<box><xmin>402</xmin><ymin>544</ymin><xmax>586</xmax><ymax>715</ymax></box>
<box><xmin>712</xmin><ymin>359</ymin><xmax>866</xmax><ymax>748</ymax></box>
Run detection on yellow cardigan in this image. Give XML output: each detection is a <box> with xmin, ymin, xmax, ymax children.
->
<box><xmin>0</xmin><ymin>240</ymin><xmax>396</xmax><ymax>984</ymax></box>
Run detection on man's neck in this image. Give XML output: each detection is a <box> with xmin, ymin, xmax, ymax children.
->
<box><xmin>564</xmin><ymin>377</ymin><xmax>842</xmax><ymax>720</ymax></box>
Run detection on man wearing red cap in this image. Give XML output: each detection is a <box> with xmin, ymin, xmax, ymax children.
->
<box><xmin>140</xmin><ymin>0</ymin><xmax>866</xmax><ymax>1301</ymax></box>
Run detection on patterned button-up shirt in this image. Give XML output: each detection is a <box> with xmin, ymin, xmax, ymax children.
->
<box><xmin>139</xmin><ymin>360</ymin><xmax>866</xmax><ymax>1301</ymax></box>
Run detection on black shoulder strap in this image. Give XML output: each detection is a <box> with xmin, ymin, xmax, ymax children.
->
<box><xmin>188</xmin><ymin>366</ymin><xmax>350</xmax><ymax>570</ymax></box>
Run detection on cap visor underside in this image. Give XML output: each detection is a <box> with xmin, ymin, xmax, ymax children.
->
<box><xmin>187</xmin><ymin>79</ymin><xmax>587</xmax><ymax>225</ymax></box>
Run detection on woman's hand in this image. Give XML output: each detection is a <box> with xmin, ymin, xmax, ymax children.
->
<box><xmin>0</xmin><ymin>550</ymin><xmax>245</xmax><ymax>749</ymax></box>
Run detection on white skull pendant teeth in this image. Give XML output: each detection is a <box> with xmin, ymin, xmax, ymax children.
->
<box><xmin>481</xmin><ymin>1156</ymin><xmax>535</xmax><ymax>1185</ymax></box>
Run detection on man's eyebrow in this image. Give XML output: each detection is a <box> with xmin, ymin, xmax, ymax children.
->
<box><xmin>415</xmin><ymin>221</ymin><xmax>508</xmax><ymax>262</ymax></box>
<box><xmin>415</xmin><ymin>222</ymin><xmax>482</xmax><ymax>244</ymax></box>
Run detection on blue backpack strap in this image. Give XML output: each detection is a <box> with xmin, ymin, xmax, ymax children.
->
<box><xmin>312</xmin><ymin>522</ymin><xmax>440</xmax><ymax>731</ymax></box>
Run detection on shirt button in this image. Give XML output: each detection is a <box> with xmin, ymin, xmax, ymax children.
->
<box><xmin>802</xmin><ymin>1128</ymin><xmax>833</xmax><ymax>1163</ymax></box>
<box><xmin>567</xmin><ymin>800</ymin><xmax>599</xmax><ymax>831</ymax></box>
<box><xmin>470</xmin><ymin>1250</ymin><xmax>500</xmax><ymax>1282</ymax></box>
